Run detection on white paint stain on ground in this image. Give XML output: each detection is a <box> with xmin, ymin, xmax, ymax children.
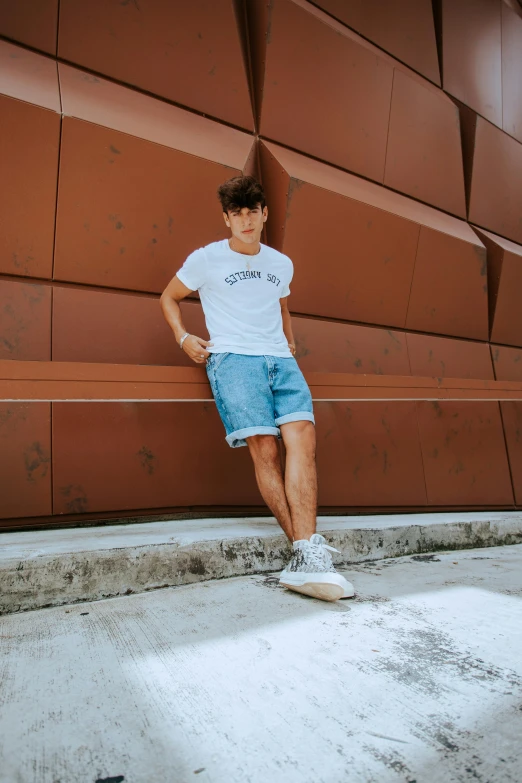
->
<box><xmin>0</xmin><ymin>545</ymin><xmax>521</xmax><ymax>783</ymax></box>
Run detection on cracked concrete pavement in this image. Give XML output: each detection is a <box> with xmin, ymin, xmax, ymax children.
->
<box><xmin>0</xmin><ymin>544</ymin><xmax>521</xmax><ymax>782</ymax></box>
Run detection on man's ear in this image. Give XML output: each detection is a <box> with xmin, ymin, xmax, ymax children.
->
<box><xmin>262</xmin><ymin>206</ymin><xmax>268</xmax><ymax>222</ymax></box>
<box><xmin>223</xmin><ymin>211</ymin><xmax>230</xmax><ymax>228</ymax></box>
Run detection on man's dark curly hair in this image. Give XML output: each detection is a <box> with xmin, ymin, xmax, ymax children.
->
<box><xmin>217</xmin><ymin>175</ymin><xmax>266</xmax><ymax>214</ymax></box>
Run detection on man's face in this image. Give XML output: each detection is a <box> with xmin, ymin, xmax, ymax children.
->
<box><xmin>224</xmin><ymin>204</ymin><xmax>268</xmax><ymax>245</ymax></box>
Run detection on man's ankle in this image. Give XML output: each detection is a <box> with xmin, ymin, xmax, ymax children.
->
<box><xmin>293</xmin><ymin>537</ymin><xmax>312</xmax><ymax>548</ymax></box>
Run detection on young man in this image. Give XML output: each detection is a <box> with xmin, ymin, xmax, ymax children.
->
<box><xmin>160</xmin><ymin>176</ymin><xmax>354</xmax><ymax>602</ymax></box>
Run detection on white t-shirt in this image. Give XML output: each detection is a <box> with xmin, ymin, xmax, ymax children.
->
<box><xmin>176</xmin><ymin>239</ymin><xmax>293</xmax><ymax>357</ymax></box>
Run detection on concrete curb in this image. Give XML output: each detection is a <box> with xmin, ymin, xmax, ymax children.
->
<box><xmin>1</xmin><ymin>512</ymin><xmax>522</xmax><ymax>614</ymax></box>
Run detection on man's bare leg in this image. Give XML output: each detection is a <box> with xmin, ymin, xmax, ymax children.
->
<box><xmin>246</xmin><ymin>434</ymin><xmax>294</xmax><ymax>540</ymax></box>
<box><xmin>279</xmin><ymin>420</ymin><xmax>317</xmax><ymax>541</ymax></box>
<box><xmin>248</xmin><ymin>423</ymin><xmax>353</xmax><ymax>601</ymax></box>
<box><xmin>246</xmin><ymin>421</ymin><xmax>318</xmax><ymax>542</ymax></box>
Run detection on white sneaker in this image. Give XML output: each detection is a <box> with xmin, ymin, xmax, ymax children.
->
<box><xmin>279</xmin><ymin>533</ymin><xmax>355</xmax><ymax>602</ymax></box>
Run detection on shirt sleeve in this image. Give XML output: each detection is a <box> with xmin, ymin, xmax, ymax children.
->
<box><xmin>175</xmin><ymin>247</ymin><xmax>207</xmax><ymax>291</ymax></box>
<box><xmin>280</xmin><ymin>258</ymin><xmax>293</xmax><ymax>298</ymax></box>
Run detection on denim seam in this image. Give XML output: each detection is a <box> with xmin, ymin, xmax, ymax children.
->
<box><xmin>226</xmin><ymin>425</ymin><xmax>281</xmax><ymax>447</ymax></box>
<box><xmin>211</xmin><ymin>371</ymin><xmax>234</xmax><ymax>429</ymax></box>
<box><xmin>213</xmin><ymin>351</ymin><xmax>230</xmax><ymax>373</ymax></box>
<box><xmin>207</xmin><ymin>364</ymin><xmax>233</xmax><ymax>431</ymax></box>
<box><xmin>275</xmin><ymin>411</ymin><xmax>315</xmax><ymax>425</ymax></box>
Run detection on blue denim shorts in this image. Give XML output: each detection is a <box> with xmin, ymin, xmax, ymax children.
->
<box><xmin>206</xmin><ymin>353</ymin><xmax>315</xmax><ymax>448</ymax></box>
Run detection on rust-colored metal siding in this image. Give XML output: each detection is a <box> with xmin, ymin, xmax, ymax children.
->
<box><xmin>0</xmin><ymin>41</ymin><xmax>60</xmax><ymax>280</ymax></box>
<box><xmin>53</xmin><ymin>118</ymin><xmax>237</xmax><ymax>292</ymax></box>
<box><xmin>441</xmin><ymin>0</ymin><xmax>522</xmax><ymax>144</ymax></box>
<box><xmin>474</xmin><ymin>227</ymin><xmax>522</xmax><ymax>347</ymax></box>
<box><xmin>416</xmin><ymin>400</ymin><xmax>513</xmax><ymax>505</ymax></box>
<box><xmin>493</xmin><ymin>344</ymin><xmax>522</xmax><ymax>504</ymax></box>
<box><xmin>293</xmin><ymin>320</ymin><xmax>411</xmax><ymax>376</ymax></box>
<box><xmin>313</xmin><ymin>0</ymin><xmax>440</xmax><ymax>84</ymax></box>
<box><xmin>315</xmin><ymin>401</ymin><xmax>428</xmax><ymax>506</ymax></box>
<box><xmin>384</xmin><ymin>70</ymin><xmax>466</xmax><ymax>217</ymax></box>
<box><xmin>0</xmin><ymin>281</ymin><xmax>51</xmax><ymax>362</ymax></box>
<box><xmin>405</xmin><ymin>227</ymin><xmax>488</xmax><ymax>340</ymax></box>
<box><xmin>281</xmin><ymin>182</ymin><xmax>420</xmax><ymax>328</ymax></box>
<box><xmin>52</xmin><ymin>288</ymin><xmax>207</xmax><ymax>367</ymax></box>
<box><xmin>57</xmin><ymin>0</ymin><xmax>253</xmax><ymax>130</ymax></box>
<box><xmin>501</xmin><ymin>3</ymin><xmax>522</xmax><ymax>143</ymax></box>
<box><xmin>259</xmin><ymin>0</ymin><xmax>393</xmax><ymax>182</ymax></box>
<box><xmin>1</xmin><ymin>1</ymin><xmax>521</xmax><ymax>526</ymax></box>
<box><xmin>0</xmin><ymin>403</ymin><xmax>52</xmax><ymax>518</ymax></box>
<box><xmin>52</xmin><ymin>402</ymin><xmax>261</xmax><ymax>515</ymax></box>
<box><xmin>468</xmin><ymin>116</ymin><xmax>522</xmax><ymax>245</ymax></box>
<box><xmin>406</xmin><ymin>333</ymin><xmax>494</xmax><ymax>380</ymax></box>
<box><xmin>441</xmin><ymin>0</ymin><xmax>503</xmax><ymax>126</ymax></box>
<box><xmin>0</xmin><ymin>0</ymin><xmax>58</xmax><ymax>55</ymax></box>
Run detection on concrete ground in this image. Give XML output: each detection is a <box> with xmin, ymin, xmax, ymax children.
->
<box><xmin>1</xmin><ymin>545</ymin><xmax>521</xmax><ymax>783</ymax></box>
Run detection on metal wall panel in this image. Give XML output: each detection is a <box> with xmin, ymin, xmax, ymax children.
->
<box><xmin>498</xmin><ymin>401</ymin><xmax>522</xmax><ymax>504</ymax></box>
<box><xmin>313</xmin><ymin>0</ymin><xmax>440</xmax><ymax>84</ymax></box>
<box><xmin>491</xmin><ymin>344</ymin><xmax>522</xmax><ymax>382</ymax></box>
<box><xmin>315</xmin><ymin>401</ymin><xmax>427</xmax><ymax>506</ymax></box>
<box><xmin>282</xmin><ymin>181</ymin><xmax>420</xmax><ymax>327</ymax></box>
<box><xmin>416</xmin><ymin>400</ymin><xmax>514</xmax><ymax>505</ymax></box>
<box><xmin>384</xmin><ymin>70</ymin><xmax>467</xmax><ymax>217</ymax></box>
<box><xmin>262</xmin><ymin>140</ymin><xmax>482</xmax><ymax>338</ymax></box>
<box><xmin>441</xmin><ymin>0</ymin><xmax>502</xmax><ymax>126</ymax></box>
<box><xmin>0</xmin><ymin>1</ymin><xmax>58</xmax><ymax>56</ymax></box>
<box><xmin>52</xmin><ymin>287</ymin><xmax>207</xmax><ymax>367</ymax></box>
<box><xmin>58</xmin><ymin>0</ymin><xmax>253</xmax><ymax>130</ymax></box>
<box><xmin>468</xmin><ymin>116</ymin><xmax>522</xmax><ymax>245</ymax></box>
<box><xmin>0</xmin><ymin>42</ymin><xmax>61</xmax><ymax>279</ymax></box>
<box><xmin>259</xmin><ymin>0</ymin><xmax>393</xmax><ymax>182</ymax></box>
<box><xmin>0</xmin><ymin>39</ymin><xmax>60</xmax><ymax>111</ymax></box>
<box><xmin>0</xmin><ymin>95</ymin><xmax>60</xmax><ymax>279</ymax></box>
<box><xmin>52</xmin><ymin>289</ymin><xmax>414</xmax><ymax>378</ymax></box>
<box><xmin>0</xmin><ymin>404</ymin><xmax>52</xmax><ymax>519</ymax></box>
<box><xmin>474</xmin><ymin>227</ymin><xmax>522</xmax><ymax>347</ymax></box>
<box><xmin>405</xmin><ymin>226</ymin><xmax>489</xmax><ymax>340</ymax></box>
<box><xmin>261</xmin><ymin>140</ymin><xmax>477</xmax><ymax>248</ymax></box>
<box><xmin>260</xmin><ymin>1</ymin><xmax>464</xmax><ymax>213</ymax></box>
<box><xmin>501</xmin><ymin>3</ymin><xmax>522</xmax><ymax>144</ymax></box>
<box><xmin>406</xmin><ymin>333</ymin><xmax>494</xmax><ymax>380</ymax></box>
<box><xmin>52</xmin><ymin>402</ymin><xmax>261</xmax><ymax>514</ymax></box>
<box><xmin>493</xmin><ymin>343</ymin><xmax>522</xmax><ymax>504</ymax></box>
<box><xmin>293</xmin><ymin>318</ymin><xmax>411</xmax><ymax>376</ymax></box>
<box><xmin>0</xmin><ymin>280</ymin><xmax>51</xmax><ymax>362</ymax></box>
<box><xmin>409</xmin><ymin>334</ymin><xmax>508</xmax><ymax>505</ymax></box>
<box><xmin>58</xmin><ymin>64</ymin><xmax>253</xmax><ymax>170</ymax></box>
<box><xmin>53</xmin><ymin>118</ymin><xmax>237</xmax><ymax>293</ymax></box>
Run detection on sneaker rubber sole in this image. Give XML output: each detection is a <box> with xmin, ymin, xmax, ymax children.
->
<box><xmin>281</xmin><ymin>580</ymin><xmax>344</xmax><ymax>602</ymax></box>
<box><xmin>279</xmin><ymin>571</ymin><xmax>349</xmax><ymax>602</ymax></box>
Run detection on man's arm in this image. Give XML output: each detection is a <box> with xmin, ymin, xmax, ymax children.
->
<box><xmin>160</xmin><ymin>275</ymin><xmax>213</xmax><ymax>364</ymax></box>
<box><xmin>280</xmin><ymin>296</ymin><xmax>296</xmax><ymax>356</ymax></box>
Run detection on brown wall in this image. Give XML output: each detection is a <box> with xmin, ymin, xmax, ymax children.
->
<box><xmin>1</xmin><ymin>0</ymin><xmax>522</xmax><ymax>526</ymax></box>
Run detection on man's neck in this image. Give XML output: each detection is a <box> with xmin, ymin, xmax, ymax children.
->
<box><xmin>228</xmin><ymin>236</ymin><xmax>261</xmax><ymax>257</ymax></box>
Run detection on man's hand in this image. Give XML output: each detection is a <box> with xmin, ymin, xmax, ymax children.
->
<box><xmin>182</xmin><ymin>335</ymin><xmax>214</xmax><ymax>364</ymax></box>
<box><xmin>288</xmin><ymin>342</ymin><xmax>297</xmax><ymax>357</ymax></box>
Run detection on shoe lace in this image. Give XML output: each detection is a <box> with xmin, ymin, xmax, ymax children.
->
<box><xmin>306</xmin><ymin>537</ymin><xmax>340</xmax><ymax>570</ymax></box>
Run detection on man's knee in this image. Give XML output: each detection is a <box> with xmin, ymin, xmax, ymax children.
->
<box><xmin>246</xmin><ymin>433</ymin><xmax>280</xmax><ymax>462</ymax></box>
<box><xmin>280</xmin><ymin>420</ymin><xmax>316</xmax><ymax>452</ymax></box>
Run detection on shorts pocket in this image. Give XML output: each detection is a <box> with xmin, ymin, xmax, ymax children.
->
<box><xmin>213</xmin><ymin>352</ymin><xmax>230</xmax><ymax>373</ymax></box>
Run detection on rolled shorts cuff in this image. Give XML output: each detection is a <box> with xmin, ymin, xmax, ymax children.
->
<box><xmin>274</xmin><ymin>411</ymin><xmax>315</xmax><ymax>426</ymax></box>
<box><xmin>225</xmin><ymin>425</ymin><xmax>281</xmax><ymax>449</ymax></box>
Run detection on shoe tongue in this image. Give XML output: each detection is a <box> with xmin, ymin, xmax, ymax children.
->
<box><xmin>293</xmin><ymin>539</ymin><xmax>310</xmax><ymax>550</ymax></box>
<box><xmin>293</xmin><ymin>534</ymin><xmax>326</xmax><ymax>550</ymax></box>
